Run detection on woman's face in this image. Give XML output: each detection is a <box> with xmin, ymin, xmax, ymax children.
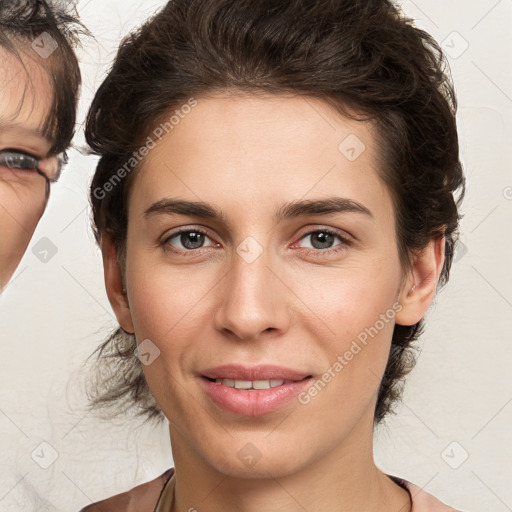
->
<box><xmin>0</xmin><ymin>47</ymin><xmax>54</xmax><ymax>290</ymax></box>
<box><xmin>107</xmin><ymin>94</ymin><xmax>437</xmax><ymax>478</ymax></box>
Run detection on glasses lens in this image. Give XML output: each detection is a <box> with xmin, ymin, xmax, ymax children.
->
<box><xmin>0</xmin><ymin>151</ymin><xmax>68</xmax><ymax>183</ymax></box>
<box><xmin>0</xmin><ymin>152</ymin><xmax>38</xmax><ymax>171</ymax></box>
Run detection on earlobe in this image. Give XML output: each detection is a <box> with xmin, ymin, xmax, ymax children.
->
<box><xmin>101</xmin><ymin>236</ymin><xmax>135</xmax><ymax>334</ymax></box>
<box><xmin>395</xmin><ymin>237</ymin><xmax>446</xmax><ymax>326</ymax></box>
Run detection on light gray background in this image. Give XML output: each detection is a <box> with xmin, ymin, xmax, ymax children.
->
<box><xmin>0</xmin><ymin>1</ymin><xmax>511</xmax><ymax>511</ymax></box>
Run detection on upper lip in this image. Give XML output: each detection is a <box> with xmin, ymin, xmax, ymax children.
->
<box><xmin>201</xmin><ymin>364</ymin><xmax>311</xmax><ymax>381</ymax></box>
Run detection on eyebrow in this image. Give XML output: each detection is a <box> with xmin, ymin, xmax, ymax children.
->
<box><xmin>0</xmin><ymin>120</ymin><xmax>48</xmax><ymax>143</ymax></box>
<box><xmin>144</xmin><ymin>197</ymin><xmax>373</xmax><ymax>223</ymax></box>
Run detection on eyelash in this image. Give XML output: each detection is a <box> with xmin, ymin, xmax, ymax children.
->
<box><xmin>161</xmin><ymin>226</ymin><xmax>352</xmax><ymax>257</ymax></box>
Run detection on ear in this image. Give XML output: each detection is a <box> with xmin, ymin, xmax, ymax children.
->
<box><xmin>395</xmin><ymin>236</ymin><xmax>445</xmax><ymax>326</ymax></box>
<box><xmin>101</xmin><ymin>235</ymin><xmax>135</xmax><ymax>334</ymax></box>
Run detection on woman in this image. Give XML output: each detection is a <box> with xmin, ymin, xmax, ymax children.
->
<box><xmin>0</xmin><ymin>0</ymin><xmax>81</xmax><ymax>291</ymax></box>
<box><xmin>82</xmin><ymin>0</ymin><xmax>465</xmax><ymax>510</ymax></box>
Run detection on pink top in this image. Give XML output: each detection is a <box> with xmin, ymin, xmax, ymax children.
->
<box><xmin>389</xmin><ymin>475</ymin><xmax>463</xmax><ymax>512</ymax></box>
<box><xmin>79</xmin><ymin>468</ymin><xmax>463</xmax><ymax>511</ymax></box>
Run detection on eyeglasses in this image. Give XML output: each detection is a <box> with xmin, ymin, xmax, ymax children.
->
<box><xmin>0</xmin><ymin>150</ymin><xmax>68</xmax><ymax>195</ymax></box>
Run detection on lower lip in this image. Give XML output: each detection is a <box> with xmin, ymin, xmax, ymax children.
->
<box><xmin>201</xmin><ymin>377</ymin><xmax>313</xmax><ymax>416</ymax></box>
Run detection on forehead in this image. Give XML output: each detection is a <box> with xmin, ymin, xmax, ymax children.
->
<box><xmin>132</xmin><ymin>94</ymin><xmax>392</xmax><ymax>221</ymax></box>
<box><xmin>0</xmin><ymin>45</ymin><xmax>53</xmax><ymax>147</ymax></box>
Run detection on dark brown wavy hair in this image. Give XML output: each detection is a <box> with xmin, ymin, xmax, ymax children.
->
<box><xmin>85</xmin><ymin>0</ymin><xmax>465</xmax><ymax>425</ymax></box>
<box><xmin>0</xmin><ymin>0</ymin><xmax>83</xmax><ymax>154</ymax></box>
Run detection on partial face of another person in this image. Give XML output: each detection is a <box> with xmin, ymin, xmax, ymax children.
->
<box><xmin>105</xmin><ymin>94</ymin><xmax>442</xmax><ymax>478</ymax></box>
<box><xmin>0</xmin><ymin>47</ymin><xmax>56</xmax><ymax>290</ymax></box>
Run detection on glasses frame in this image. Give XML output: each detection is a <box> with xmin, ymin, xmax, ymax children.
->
<box><xmin>0</xmin><ymin>150</ymin><xmax>68</xmax><ymax>196</ymax></box>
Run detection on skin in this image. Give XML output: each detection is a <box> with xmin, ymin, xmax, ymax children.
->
<box><xmin>0</xmin><ymin>47</ymin><xmax>55</xmax><ymax>291</ymax></box>
<box><xmin>104</xmin><ymin>94</ymin><xmax>444</xmax><ymax>512</ymax></box>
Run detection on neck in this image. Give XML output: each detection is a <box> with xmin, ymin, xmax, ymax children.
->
<box><xmin>167</xmin><ymin>412</ymin><xmax>411</xmax><ymax>512</ymax></box>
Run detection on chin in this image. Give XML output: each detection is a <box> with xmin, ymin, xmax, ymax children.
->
<box><xmin>199</xmin><ymin>438</ymin><xmax>312</xmax><ymax>479</ymax></box>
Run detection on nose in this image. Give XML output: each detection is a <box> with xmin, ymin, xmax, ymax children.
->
<box><xmin>213</xmin><ymin>243</ymin><xmax>291</xmax><ymax>342</ymax></box>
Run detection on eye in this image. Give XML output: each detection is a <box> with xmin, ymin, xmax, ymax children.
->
<box><xmin>0</xmin><ymin>150</ymin><xmax>39</xmax><ymax>171</ymax></box>
<box><xmin>163</xmin><ymin>228</ymin><xmax>217</xmax><ymax>251</ymax></box>
<box><xmin>296</xmin><ymin>228</ymin><xmax>351</xmax><ymax>253</ymax></box>
<box><xmin>161</xmin><ymin>227</ymin><xmax>352</xmax><ymax>255</ymax></box>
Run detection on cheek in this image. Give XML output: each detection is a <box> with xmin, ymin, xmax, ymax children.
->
<box><xmin>299</xmin><ymin>251</ymin><xmax>401</xmax><ymax>339</ymax></box>
<box><xmin>299</xmin><ymin>257</ymin><xmax>402</xmax><ymax>401</ymax></box>
<box><xmin>0</xmin><ymin>185</ymin><xmax>46</xmax><ymax>269</ymax></box>
<box><xmin>127</xmin><ymin>259</ymin><xmax>216</xmax><ymax>340</ymax></box>
<box><xmin>125</xmin><ymin>257</ymin><xmax>220</xmax><ymax>393</ymax></box>
<box><xmin>0</xmin><ymin>183</ymin><xmax>46</xmax><ymax>225</ymax></box>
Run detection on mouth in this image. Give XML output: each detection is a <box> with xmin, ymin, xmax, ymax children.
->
<box><xmin>203</xmin><ymin>376</ymin><xmax>305</xmax><ymax>389</ymax></box>
<box><xmin>200</xmin><ymin>364</ymin><xmax>314</xmax><ymax>416</ymax></box>
<box><xmin>201</xmin><ymin>364</ymin><xmax>311</xmax><ymax>381</ymax></box>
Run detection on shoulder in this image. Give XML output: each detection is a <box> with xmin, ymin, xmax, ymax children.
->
<box><xmin>390</xmin><ymin>476</ymin><xmax>465</xmax><ymax>512</ymax></box>
<box><xmin>78</xmin><ymin>468</ymin><xmax>174</xmax><ymax>512</ymax></box>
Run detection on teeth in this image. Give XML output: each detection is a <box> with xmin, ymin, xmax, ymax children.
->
<box><xmin>214</xmin><ymin>378</ymin><xmax>285</xmax><ymax>389</ymax></box>
<box><xmin>235</xmin><ymin>380</ymin><xmax>252</xmax><ymax>389</ymax></box>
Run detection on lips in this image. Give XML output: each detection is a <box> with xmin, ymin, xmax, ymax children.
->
<box><xmin>200</xmin><ymin>364</ymin><xmax>313</xmax><ymax>416</ymax></box>
<box><xmin>201</xmin><ymin>364</ymin><xmax>311</xmax><ymax>381</ymax></box>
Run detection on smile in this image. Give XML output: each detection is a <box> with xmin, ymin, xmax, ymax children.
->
<box><xmin>211</xmin><ymin>378</ymin><xmax>293</xmax><ymax>389</ymax></box>
<box><xmin>200</xmin><ymin>365</ymin><xmax>314</xmax><ymax>416</ymax></box>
